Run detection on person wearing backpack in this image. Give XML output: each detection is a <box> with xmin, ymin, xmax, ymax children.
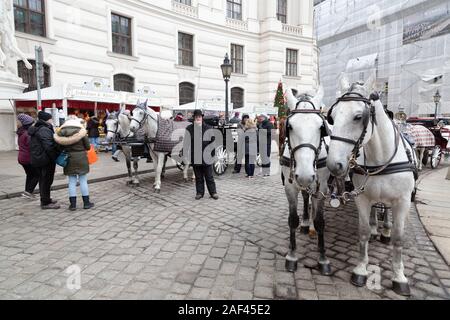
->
<box><xmin>54</xmin><ymin>116</ymin><xmax>94</xmax><ymax>211</ymax></box>
<box><xmin>28</xmin><ymin>111</ymin><xmax>60</xmax><ymax>210</ymax></box>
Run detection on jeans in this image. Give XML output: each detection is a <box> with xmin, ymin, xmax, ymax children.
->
<box><xmin>89</xmin><ymin>137</ymin><xmax>99</xmax><ymax>149</ymax></box>
<box><xmin>68</xmin><ymin>175</ymin><xmax>89</xmax><ymax>197</ymax></box>
<box><xmin>193</xmin><ymin>165</ymin><xmax>217</xmax><ymax>196</ymax></box>
<box><xmin>37</xmin><ymin>163</ymin><xmax>56</xmax><ymax>205</ymax></box>
<box><xmin>21</xmin><ymin>164</ymin><xmax>40</xmax><ymax>194</ymax></box>
<box><xmin>112</xmin><ymin>143</ymin><xmax>117</xmax><ymax>153</ymax></box>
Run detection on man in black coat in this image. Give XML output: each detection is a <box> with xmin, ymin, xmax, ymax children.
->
<box><xmin>28</xmin><ymin>111</ymin><xmax>61</xmax><ymax>209</ymax></box>
<box><xmin>183</xmin><ymin>110</ymin><xmax>218</xmax><ymax>200</ymax></box>
<box><xmin>257</xmin><ymin>113</ymin><xmax>274</xmax><ymax>177</ymax></box>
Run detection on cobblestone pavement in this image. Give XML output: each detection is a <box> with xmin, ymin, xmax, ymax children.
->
<box><xmin>0</xmin><ymin>169</ymin><xmax>449</xmax><ymax>300</ymax></box>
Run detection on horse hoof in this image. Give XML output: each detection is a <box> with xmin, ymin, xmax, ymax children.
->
<box><xmin>350</xmin><ymin>273</ymin><xmax>367</xmax><ymax>287</ymax></box>
<box><xmin>300</xmin><ymin>226</ymin><xmax>309</xmax><ymax>235</ymax></box>
<box><xmin>154</xmin><ymin>189</ymin><xmax>160</xmax><ymax>194</ymax></box>
<box><xmin>380</xmin><ymin>235</ymin><xmax>391</xmax><ymax>245</ymax></box>
<box><xmin>318</xmin><ymin>262</ymin><xmax>332</xmax><ymax>276</ymax></box>
<box><xmin>392</xmin><ymin>281</ymin><xmax>411</xmax><ymax>297</ymax></box>
<box><xmin>184</xmin><ymin>178</ymin><xmax>188</xmax><ymax>183</ymax></box>
<box><xmin>285</xmin><ymin>256</ymin><xmax>298</xmax><ymax>273</ymax></box>
<box><xmin>309</xmin><ymin>230</ymin><xmax>317</xmax><ymax>238</ymax></box>
<box><xmin>370</xmin><ymin>234</ymin><xmax>378</xmax><ymax>242</ymax></box>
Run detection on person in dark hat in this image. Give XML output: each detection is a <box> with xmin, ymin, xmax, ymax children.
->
<box><xmin>28</xmin><ymin>111</ymin><xmax>61</xmax><ymax>209</ymax></box>
<box><xmin>233</xmin><ymin>114</ymin><xmax>250</xmax><ymax>174</ymax></box>
<box><xmin>16</xmin><ymin>113</ymin><xmax>39</xmax><ymax>200</ymax></box>
<box><xmin>230</xmin><ymin>112</ymin><xmax>241</xmax><ymax>124</ymax></box>
<box><xmin>183</xmin><ymin>110</ymin><xmax>219</xmax><ymax>200</ymax></box>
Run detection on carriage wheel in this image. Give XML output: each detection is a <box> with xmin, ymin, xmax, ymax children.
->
<box><xmin>214</xmin><ymin>146</ymin><xmax>228</xmax><ymax>175</ymax></box>
<box><xmin>431</xmin><ymin>146</ymin><xmax>442</xmax><ymax>169</ymax></box>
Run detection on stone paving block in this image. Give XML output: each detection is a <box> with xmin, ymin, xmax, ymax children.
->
<box><xmin>204</xmin><ymin>258</ymin><xmax>222</xmax><ymax>270</ymax></box>
<box><xmin>254</xmin><ymin>286</ymin><xmax>274</xmax><ymax>299</ymax></box>
<box><xmin>275</xmin><ymin>285</ymin><xmax>297</xmax><ymax>300</ymax></box>
<box><xmin>188</xmin><ymin>287</ymin><xmax>211</xmax><ymax>299</ymax></box>
<box><xmin>176</xmin><ymin>272</ymin><xmax>197</xmax><ymax>285</ymax></box>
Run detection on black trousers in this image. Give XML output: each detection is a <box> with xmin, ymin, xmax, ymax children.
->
<box><xmin>21</xmin><ymin>164</ymin><xmax>39</xmax><ymax>194</ymax></box>
<box><xmin>245</xmin><ymin>154</ymin><xmax>256</xmax><ymax>177</ymax></box>
<box><xmin>193</xmin><ymin>165</ymin><xmax>217</xmax><ymax>196</ymax></box>
<box><xmin>37</xmin><ymin>163</ymin><xmax>56</xmax><ymax>205</ymax></box>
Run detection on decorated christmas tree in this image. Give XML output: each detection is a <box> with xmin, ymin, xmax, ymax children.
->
<box><xmin>275</xmin><ymin>81</ymin><xmax>288</xmax><ymax>118</ymax></box>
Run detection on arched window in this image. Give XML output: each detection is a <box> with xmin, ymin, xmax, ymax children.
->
<box><xmin>114</xmin><ymin>74</ymin><xmax>134</xmax><ymax>92</ymax></box>
<box><xmin>179</xmin><ymin>82</ymin><xmax>195</xmax><ymax>106</ymax></box>
<box><xmin>231</xmin><ymin>87</ymin><xmax>244</xmax><ymax>109</ymax></box>
<box><xmin>18</xmin><ymin>60</ymin><xmax>50</xmax><ymax>93</ymax></box>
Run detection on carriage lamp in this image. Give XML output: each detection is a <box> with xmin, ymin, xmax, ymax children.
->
<box><xmin>434</xmin><ymin>90</ymin><xmax>441</xmax><ymax>121</ymax></box>
<box><xmin>221</xmin><ymin>53</ymin><xmax>232</xmax><ymax>123</ymax></box>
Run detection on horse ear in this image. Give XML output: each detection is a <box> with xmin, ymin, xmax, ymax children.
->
<box><xmin>106</xmin><ymin>109</ymin><xmax>110</xmax><ymax>117</ymax></box>
<box><xmin>312</xmin><ymin>85</ymin><xmax>324</xmax><ymax>110</ymax></box>
<box><xmin>338</xmin><ymin>73</ymin><xmax>351</xmax><ymax>95</ymax></box>
<box><xmin>145</xmin><ymin>99</ymin><xmax>148</xmax><ymax>107</ymax></box>
<box><xmin>285</xmin><ymin>88</ymin><xmax>298</xmax><ymax>111</ymax></box>
<box><xmin>363</xmin><ymin>71</ymin><xmax>377</xmax><ymax>94</ymax></box>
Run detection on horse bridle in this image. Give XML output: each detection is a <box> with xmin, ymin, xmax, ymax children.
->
<box><xmin>286</xmin><ymin>96</ymin><xmax>329</xmax><ymax>185</ymax></box>
<box><xmin>326</xmin><ymin>91</ymin><xmax>402</xmax><ymax>200</ymax></box>
<box><xmin>106</xmin><ymin>116</ymin><xmax>120</xmax><ymax>136</ymax></box>
<box><xmin>327</xmin><ymin>91</ymin><xmax>377</xmax><ymax>162</ymax></box>
<box><xmin>131</xmin><ymin>105</ymin><xmax>158</xmax><ymax>130</ymax></box>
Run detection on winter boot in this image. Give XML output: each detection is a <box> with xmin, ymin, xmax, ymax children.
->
<box><xmin>82</xmin><ymin>196</ymin><xmax>95</xmax><ymax>210</ymax></box>
<box><xmin>69</xmin><ymin>197</ymin><xmax>77</xmax><ymax>211</ymax></box>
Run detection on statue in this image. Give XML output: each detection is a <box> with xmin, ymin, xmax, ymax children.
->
<box><xmin>0</xmin><ymin>0</ymin><xmax>32</xmax><ymax>75</ymax></box>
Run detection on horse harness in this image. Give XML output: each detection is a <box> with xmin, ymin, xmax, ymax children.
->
<box><xmin>281</xmin><ymin>95</ymin><xmax>330</xmax><ymax>196</ymax></box>
<box><xmin>327</xmin><ymin>90</ymin><xmax>417</xmax><ymax>201</ymax></box>
<box><xmin>130</xmin><ymin>104</ymin><xmax>158</xmax><ymax>130</ymax></box>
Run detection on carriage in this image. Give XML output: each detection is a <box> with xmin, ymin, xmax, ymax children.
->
<box><xmin>405</xmin><ymin>117</ymin><xmax>450</xmax><ymax>169</ymax></box>
<box><xmin>175</xmin><ymin>115</ymin><xmax>262</xmax><ymax>175</ymax></box>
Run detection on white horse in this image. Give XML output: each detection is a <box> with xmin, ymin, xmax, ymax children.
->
<box><xmin>326</xmin><ymin>73</ymin><xmax>416</xmax><ymax>296</ymax></box>
<box><xmin>129</xmin><ymin>101</ymin><xmax>191</xmax><ymax>193</ymax></box>
<box><xmin>281</xmin><ymin>86</ymin><xmax>335</xmax><ymax>275</ymax></box>
<box><xmin>104</xmin><ymin>109</ymin><xmax>140</xmax><ymax>186</ymax></box>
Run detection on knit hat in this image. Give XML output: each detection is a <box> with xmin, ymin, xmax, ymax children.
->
<box><xmin>17</xmin><ymin>113</ymin><xmax>34</xmax><ymax>126</ymax></box>
<box><xmin>193</xmin><ymin>110</ymin><xmax>203</xmax><ymax>118</ymax></box>
<box><xmin>38</xmin><ymin>111</ymin><xmax>52</xmax><ymax>122</ymax></box>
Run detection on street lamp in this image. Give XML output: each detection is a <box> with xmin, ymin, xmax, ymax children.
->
<box><xmin>221</xmin><ymin>53</ymin><xmax>232</xmax><ymax>123</ymax></box>
<box><xmin>433</xmin><ymin>90</ymin><xmax>441</xmax><ymax>122</ymax></box>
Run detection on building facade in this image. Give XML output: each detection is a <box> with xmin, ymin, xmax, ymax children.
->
<box><xmin>314</xmin><ymin>0</ymin><xmax>450</xmax><ymax>116</ymax></box>
<box><xmin>0</xmin><ymin>0</ymin><xmax>318</xmax><ymax>150</ymax></box>
<box><xmin>14</xmin><ymin>0</ymin><xmax>315</xmax><ymax>107</ymax></box>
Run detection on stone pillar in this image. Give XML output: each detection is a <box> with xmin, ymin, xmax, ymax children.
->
<box><xmin>0</xmin><ymin>73</ymin><xmax>28</xmax><ymax>151</ymax></box>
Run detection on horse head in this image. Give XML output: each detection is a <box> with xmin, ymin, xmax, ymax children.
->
<box><xmin>285</xmin><ymin>85</ymin><xmax>326</xmax><ymax>187</ymax></box>
<box><xmin>130</xmin><ymin>100</ymin><xmax>148</xmax><ymax>133</ymax></box>
<box><xmin>326</xmin><ymin>72</ymin><xmax>376</xmax><ymax>177</ymax></box>
<box><xmin>105</xmin><ymin>110</ymin><xmax>120</xmax><ymax>142</ymax></box>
